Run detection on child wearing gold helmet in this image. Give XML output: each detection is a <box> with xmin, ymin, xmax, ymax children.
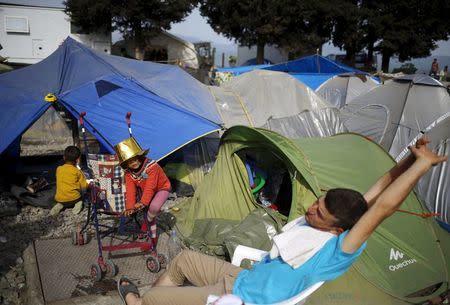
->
<box><xmin>114</xmin><ymin>137</ymin><xmax>171</xmax><ymax>244</ymax></box>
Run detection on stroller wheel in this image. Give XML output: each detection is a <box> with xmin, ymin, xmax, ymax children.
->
<box><xmin>90</xmin><ymin>263</ymin><xmax>103</xmax><ymax>282</ymax></box>
<box><xmin>157</xmin><ymin>254</ymin><xmax>169</xmax><ymax>269</ymax></box>
<box><xmin>146</xmin><ymin>256</ymin><xmax>161</xmax><ymax>273</ymax></box>
<box><xmin>105</xmin><ymin>259</ymin><xmax>117</xmax><ymax>278</ymax></box>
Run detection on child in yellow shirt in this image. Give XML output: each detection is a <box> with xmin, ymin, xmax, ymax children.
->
<box><xmin>51</xmin><ymin>146</ymin><xmax>89</xmax><ymax>216</ymax></box>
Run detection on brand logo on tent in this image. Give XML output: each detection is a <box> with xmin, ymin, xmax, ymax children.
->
<box><xmin>388</xmin><ymin>248</ymin><xmax>417</xmax><ymax>272</ymax></box>
<box><xmin>389</xmin><ymin>248</ymin><xmax>404</xmax><ymax>261</ymax></box>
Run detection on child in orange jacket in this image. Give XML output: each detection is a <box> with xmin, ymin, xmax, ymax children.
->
<box><xmin>114</xmin><ymin>137</ymin><xmax>171</xmax><ymax>245</ymax></box>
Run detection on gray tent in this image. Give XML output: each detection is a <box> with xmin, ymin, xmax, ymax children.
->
<box><xmin>341</xmin><ymin>74</ymin><xmax>450</xmax><ymax>158</ymax></box>
<box><xmin>396</xmin><ymin>113</ymin><xmax>450</xmax><ymax>227</ymax></box>
<box><xmin>316</xmin><ymin>73</ymin><xmax>379</xmax><ymax>108</ymax></box>
<box><xmin>209</xmin><ymin>70</ymin><xmax>345</xmax><ymax>138</ymax></box>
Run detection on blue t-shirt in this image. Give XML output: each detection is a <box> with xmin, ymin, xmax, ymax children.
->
<box><xmin>232</xmin><ymin>231</ymin><xmax>366</xmax><ymax>304</ymax></box>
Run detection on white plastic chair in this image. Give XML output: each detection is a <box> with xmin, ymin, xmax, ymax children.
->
<box><xmin>207</xmin><ymin>245</ymin><xmax>324</xmax><ymax>305</ymax></box>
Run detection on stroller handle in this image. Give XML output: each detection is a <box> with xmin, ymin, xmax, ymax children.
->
<box><xmin>126</xmin><ymin>112</ymin><xmax>132</xmax><ymax>126</ymax></box>
<box><xmin>79</xmin><ymin>111</ymin><xmax>87</xmax><ymax>126</ymax></box>
<box><xmin>126</xmin><ymin>112</ymin><xmax>133</xmax><ymax>137</ymax></box>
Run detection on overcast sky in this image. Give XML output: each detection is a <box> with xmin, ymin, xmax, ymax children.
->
<box><xmin>169</xmin><ymin>8</ymin><xmax>234</xmax><ymax>45</ymax></box>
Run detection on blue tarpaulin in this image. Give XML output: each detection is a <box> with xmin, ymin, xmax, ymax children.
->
<box><xmin>216</xmin><ymin>64</ymin><xmax>271</xmax><ymax>76</ymax></box>
<box><xmin>214</xmin><ymin>55</ymin><xmax>364</xmax><ymax>89</ymax></box>
<box><xmin>265</xmin><ymin>55</ymin><xmax>360</xmax><ymax>74</ymax></box>
<box><xmin>241</xmin><ymin>58</ymin><xmax>273</xmax><ymax>66</ymax></box>
<box><xmin>289</xmin><ymin>73</ymin><xmax>338</xmax><ymax>90</ymax></box>
<box><xmin>60</xmin><ymin>75</ymin><xmax>219</xmax><ymax>160</ymax></box>
<box><xmin>0</xmin><ymin>37</ymin><xmax>222</xmax><ymax>160</ymax></box>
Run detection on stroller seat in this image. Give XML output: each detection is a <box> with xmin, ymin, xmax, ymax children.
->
<box><xmin>73</xmin><ymin>153</ymin><xmax>168</xmax><ymax>281</ymax></box>
<box><xmin>87</xmin><ymin>153</ymin><xmax>126</xmax><ymax>213</ymax></box>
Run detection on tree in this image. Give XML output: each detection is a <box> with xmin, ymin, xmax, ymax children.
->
<box><xmin>328</xmin><ymin>0</ymin><xmax>450</xmax><ymax>72</ymax></box>
<box><xmin>228</xmin><ymin>55</ymin><xmax>237</xmax><ymax>67</ymax></box>
<box><xmin>280</xmin><ymin>0</ymin><xmax>334</xmax><ymax>59</ymax></box>
<box><xmin>199</xmin><ymin>0</ymin><xmax>332</xmax><ymax>64</ymax></box>
<box><xmin>330</xmin><ymin>0</ymin><xmax>368</xmax><ymax>66</ymax></box>
<box><xmin>367</xmin><ymin>0</ymin><xmax>450</xmax><ymax>72</ymax></box>
<box><xmin>392</xmin><ymin>63</ymin><xmax>417</xmax><ymax>74</ymax></box>
<box><xmin>65</xmin><ymin>0</ymin><xmax>197</xmax><ymax>58</ymax></box>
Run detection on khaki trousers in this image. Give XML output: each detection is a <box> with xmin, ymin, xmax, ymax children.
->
<box><xmin>142</xmin><ymin>250</ymin><xmax>242</xmax><ymax>305</ymax></box>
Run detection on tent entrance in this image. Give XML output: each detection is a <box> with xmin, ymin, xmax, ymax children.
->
<box><xmin>236</xmin><ymin>148</ymin><xmax>292</xmax><ymax>216</ymax></box>
<box><xmin>20</xmin><ymin>105</ymin><xmax>73</xmax><ymax>156</ymax></box>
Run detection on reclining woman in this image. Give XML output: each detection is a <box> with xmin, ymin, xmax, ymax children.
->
<box><xmin>118</xmin><ymin>138</ymin><xmax>446</xmax><ymax>305</ymax></box>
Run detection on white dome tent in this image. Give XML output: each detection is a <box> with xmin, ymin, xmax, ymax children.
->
<box><xmin>209</xmin><ymin>70</ymin><xmax>346</xmax><ymax>138</ymax></box>
<box><xmin>341</xmin><ymin>74</ymin><xmax>450</xmax><ymax>159</ymax></box>
<box><xmin>316</xmin><ymin>73</ymin><xmax>379</xmax><ymax>108</ymax></box>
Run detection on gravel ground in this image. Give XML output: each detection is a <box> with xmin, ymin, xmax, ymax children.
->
<box><xmin>0</xmin><ymin>196</ymin><xmax>185</xmax><ymax>305</ymax></box>
<box><xmin>0</xmin><ymin>204</ymin><xmax>87</xmax><ymax>305</ymax></box>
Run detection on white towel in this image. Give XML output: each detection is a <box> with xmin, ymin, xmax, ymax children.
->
<box><xmin>269</xmin><ymin>216</ymin><xmax>334</xmax><ymax>269</ymax></box>
<box><xmin>206</xmin><ymin>294</ymin><xmax>244</xmax><ymax>305</ymax></box>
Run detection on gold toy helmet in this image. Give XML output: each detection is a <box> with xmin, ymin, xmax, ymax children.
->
<box><xmin>114</xmin><ymin>137</ymin><xmax>149</xmax><ymax>168</ymax></box>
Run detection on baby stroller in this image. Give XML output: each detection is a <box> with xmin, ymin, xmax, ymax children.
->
<box><xmin>72</xmin><ymin>112</ymin><xmax>168</xmax><ymax>281</ymax></box>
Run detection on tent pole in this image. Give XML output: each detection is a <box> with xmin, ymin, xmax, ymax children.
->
<box><xmin>316</xmin><ymin>54</ymin><xmax>320</xmax><ymax>73</ymax></box>
<box><xmin>390</xmin><ymin>82</ymin><xmax>413</xmax><ymax>152</ymax></box>
<box><xmin>68</xmin><ymin>112</ymin><xmax>80</xmax><ymax>148</ymax></box>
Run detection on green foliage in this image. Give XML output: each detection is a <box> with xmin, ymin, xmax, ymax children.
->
<box><xmin>228</xmin><ymin>55</ymin><xmax>237</xmax><ymax>67</ymax></box>
<box><xmin>370</xmin><ymin>1</ymin><xmax>450</xmax><ymax>59</ymax></box>
<box><xmin>199</xmin><ymin>0</ymin><xmax>333</xmax><ymax>63</ymax></box>
<box><xmin>392</xmin><ymin>63</ymin><xmax>417</xmax><ymax>74</ymax></box>
<box><xmin>331</xmin><ymin>0</ymin><xmax>369</xmax><ymax>60</ymax></box>
<box><xmin>280</xmin><ymin>0</ymin><xmax>335</xmax><ymax>57</ymax></box>
<box><xmin>66</xmin><ymin>0</ymin><xmax>450</xmax><ymax>72</ymax></box>
<box><xmin>65</xmin><ymin>0</ymin><xmax>197</xmax><ymax>41</ymax></box>
<box><xmin>329</xmin><ymin>0</ymin><xmax>450</xmax><ymax>71</ymax></box>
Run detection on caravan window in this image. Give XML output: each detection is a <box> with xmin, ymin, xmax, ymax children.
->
<box><xmin>5</xmin><ymin>16</ymin><xmax>29</xmax><ymax>33</ymax></box>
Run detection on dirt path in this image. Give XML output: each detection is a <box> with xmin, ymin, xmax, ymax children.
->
<box><xmin>0</xmin><ymin>196</ymin><xmax>184</xmax><ymax>305</ymax></box>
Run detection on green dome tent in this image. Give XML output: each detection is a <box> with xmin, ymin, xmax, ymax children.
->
<box><xmin>176</xmin><ymin>126</ymin><xmax>449</xmax><ymax>305</ymax></box>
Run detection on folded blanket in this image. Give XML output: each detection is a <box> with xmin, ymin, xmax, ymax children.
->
<box><xmin>269</xmin><ymin>216</ymin><xmax>334</xmax><ymax>269</ymax></box>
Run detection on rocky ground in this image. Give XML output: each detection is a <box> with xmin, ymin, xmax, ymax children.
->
<box><xmin>0</xmin><ymin>202</ymin><xmax>92</xmax><ymax>305</ymax></box>
<box><xmin>0</xmin><ymin>195</ymin><xmax>184</xmax><ymax>305</ymax></box>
